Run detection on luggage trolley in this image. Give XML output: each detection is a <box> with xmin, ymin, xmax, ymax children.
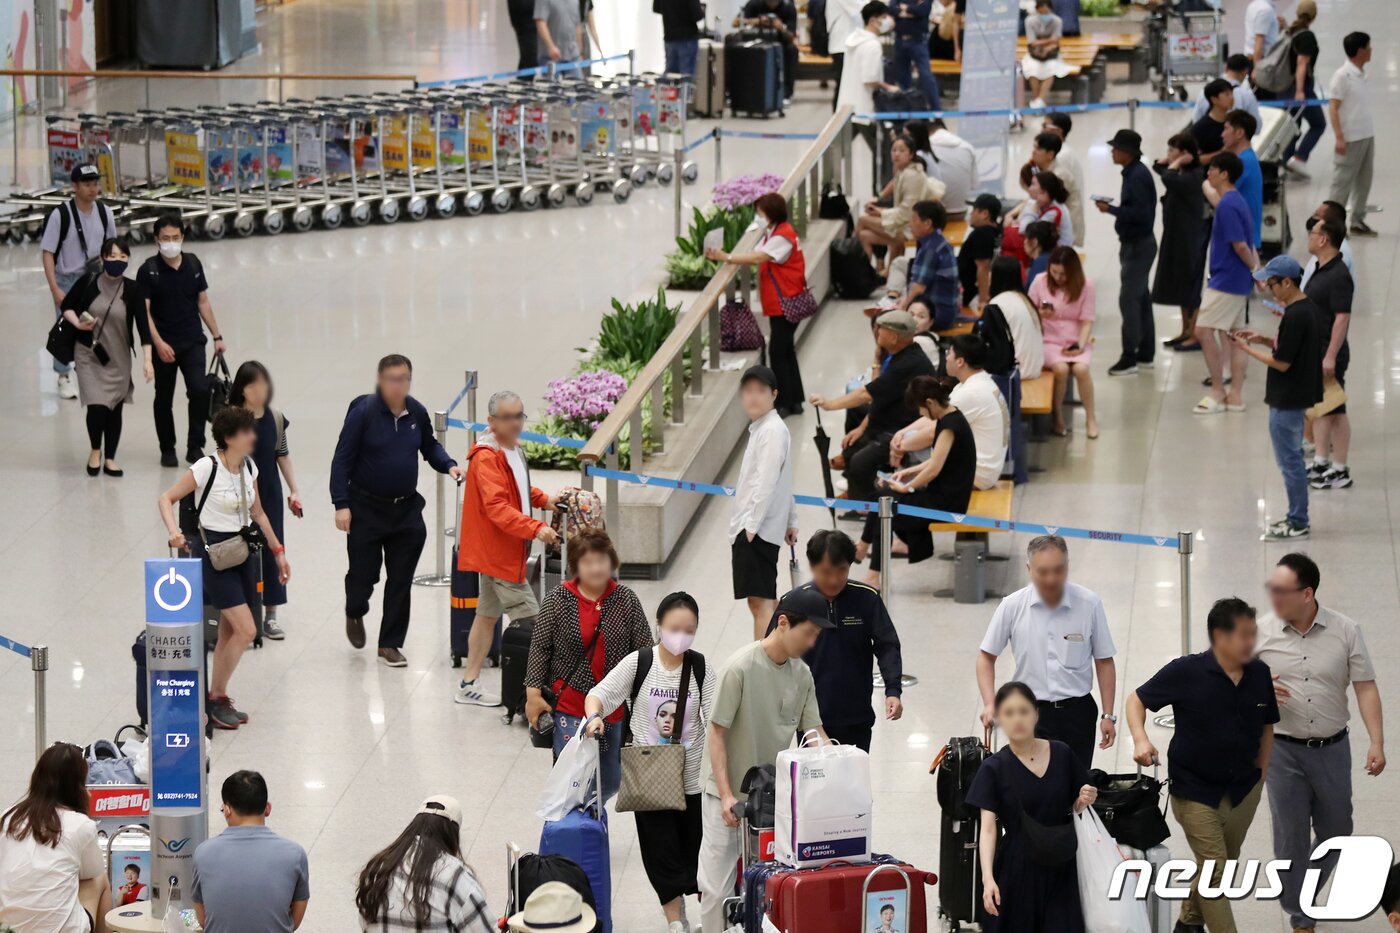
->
<box><xmin>1153</xmin><ymin>9</ymin><xmax>1224</xmax><ymax>101</ymax></box>
<box><xmin>572</xmin><ymin>86</ymin><xmax>633</xmax><ymax>204</ymax></box>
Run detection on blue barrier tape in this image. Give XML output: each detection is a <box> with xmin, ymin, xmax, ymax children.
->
<box><xmin>419</xmin><ymin>52</ymin><xmax>634</xmax><ymax>89</ymax></box>
<box><xmin>683</xmin><ymin>127</ymin><xmax>821</xmax><ymax>154</ymax></box>
<box><xmin>588</xmin><ymin>465</ymin><xmax>736</xmax><ymax>497</ymax></box>
<box><xmin>0</xmin><ymin>634</ymin><xmax>33</xmax><ymax>659</ymax></box>
<box><xmin>445</xmin><ymin>383</ymin><xmax>472</xmax><ymax>418</ymax></box>
<box><xmin>682</xmin><ymin>134</ymin><xmax>715</xmax><ymax>154</ymax></box>
<box><xmin>857</xmin><ymin>97</ymin><xmax>1329</xmax><ymax>122</ymax></box>
<box><xmin>445</xmin><ymin>417</ymin><xmax>590</xmax><ymax>450</ymax></box>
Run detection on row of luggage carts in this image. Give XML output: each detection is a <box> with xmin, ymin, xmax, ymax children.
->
<box><xmin>1</xmin><ymin>72</ymin><xmax>699</xmax><ymax>243</ymax></box>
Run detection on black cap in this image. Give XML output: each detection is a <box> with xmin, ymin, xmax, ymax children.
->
<box><xmin>776</xmin><ymin>586</ymin><xmax>836</xmax><ymax>628</ymax></box>
<box><xmin>740</xmin><ymin>364</ymin><xmax>778</xmax><ymax>391</ymax></box>
<box><xmin>1107</xmin><ymin>129</ymin><xmax>1142</xmax><ymax>156</ymax></box>
<box><xmin>972</xmin><ymin>192</ymin><xmax>1003</xmax><ymax>221</ymax></box>
<box><xmin>71</xmin><ymin>163</ymin><xmax>100</xmax><ymax>183</ymax></box>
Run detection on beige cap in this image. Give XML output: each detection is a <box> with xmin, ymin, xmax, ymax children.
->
<box><xmin>416</xmin><ymin>794</ymin><xmax>462</xmax><ymax>825</ymax></box>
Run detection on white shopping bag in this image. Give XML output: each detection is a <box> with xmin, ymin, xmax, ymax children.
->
<box><xmin>535</xmin><ymin>721</ymin><xmax>600</xmax><ymax>823</ymax></box>
<box><xmin>774</xmin><ymin>732</ymin><xmax>873</xmax><ymax>868</ymax></box>
<box><xmin>1074</xmin><ymin>808</ymin><xmax>1152</xmax><ymax>933</ymax></box>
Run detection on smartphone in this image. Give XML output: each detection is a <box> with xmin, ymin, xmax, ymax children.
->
<box><xmin>1091</xmin><ymin>194</ymin><xmax>1114</xmax><ymax>204</ymax></box>
<box><xmin>79</xmin><ymin>311</ymin><xmax>95</xmax><ymax>324</ymax></box>
<box><xmin>1040</xmin><ymin>301</ymin><xmax>1054</xmax><ymax>310</ymax></box>
<box><xmin>289</xmin><ymin>500</ymin><xmax>304</xmax><ymax>519</ymax></box>
<box><xmin>876</xmin><ymin>471</ymin><xmax>895</xmax><ymax>486</ymax></box>
<box><xmin>1065</xmin><ymin>343</ymin><xmax>1081</xmax><ymax>352</ymax></box>
<box><xmin>1263</xmin><ymin>298</ymin><xmax>1284</xmax><ymax>315</ymax></box>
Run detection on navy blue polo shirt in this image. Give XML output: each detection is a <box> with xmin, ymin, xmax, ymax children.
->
<box><xmin>329</xmin><ymin>392</ymin><xmax>456</xmax><ymax>509</ymax></box>
<box><xmin>1135</xmin><ymin>650</ymin><xmax>1280</xmax><ymax>808</ymax></box>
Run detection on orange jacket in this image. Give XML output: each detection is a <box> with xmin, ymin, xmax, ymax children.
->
<box><xmin>457</xmin><ymin>434</ymin><xmax>549</xmax><ymax>583</ymax></box>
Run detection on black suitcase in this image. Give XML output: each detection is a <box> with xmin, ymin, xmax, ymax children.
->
<box><xmin>500</xmin><ymin>618</ymin><xmax>535</xmax><ymax>724</ymax></box>
<box><xmin>829</xmin><ymin>236</ymin><xmax>881</xmax><ymax>298</ymax></box>
<box><xmin>450</xmin><ymin>546</ymin><xmax>503</xmax><ymax>668</ymax></box>
<box><xmin>727</xmin><ymin>40</ymin><xmax>784</xmax><ymax>118</ymax></box>
<box><xmin>933</xmin><ymin>733</ymin><xmax>990</xmax><ymax>926</ymax></box>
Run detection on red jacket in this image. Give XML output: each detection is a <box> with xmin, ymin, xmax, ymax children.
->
<box><xmin>757</xmin><ymin>222</ymin><xmax>806</xmax><ymax>317</ymax></box>
<box><xmin>457</xmin><ymin>435</ymin><xmax>549</xmax><ymax>583</ymax></box>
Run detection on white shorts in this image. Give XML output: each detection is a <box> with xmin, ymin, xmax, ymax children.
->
<box><xmin>1195</xmin><ymin>288</ymin><xmax>1248</xmax><ymax>331</ymax></box>
<box><xmin>1021</xmin><ymin>56</ymin><xmax>1074</xmax><ymax>80</ymax></box>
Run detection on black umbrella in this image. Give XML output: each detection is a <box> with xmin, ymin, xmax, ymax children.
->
<box><xmin>814</xmin><ymin>408</ymin><xmax>836</xmax><ymax>528</ymax></box>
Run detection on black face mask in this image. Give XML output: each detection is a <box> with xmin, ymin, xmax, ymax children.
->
<box><xmin>103</xmin><ymin>259</ymin><xmax>128</xmax><ymax>277</ymax></box>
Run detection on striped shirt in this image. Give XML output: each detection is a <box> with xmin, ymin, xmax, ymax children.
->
<box><xmin>909</xmin><ymin>230</ymin><xmax>960</xmax><ymax>325</ymax></box>
<box><xmin>359</xmin><ymin>853</ymin><xmax>494</xmax><ymax>933</ymax></box>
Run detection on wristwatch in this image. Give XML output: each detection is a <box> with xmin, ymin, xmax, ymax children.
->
<box><xmin>1101</xmin><ymin>713</ymin><xmax>1118</xmax><ymax>724</ymax></box>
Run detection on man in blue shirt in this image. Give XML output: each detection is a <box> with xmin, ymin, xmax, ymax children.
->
<box><xmin>1222</xmin><ymin>109</ymin><xmax>1263</xmax><ymax>246</ymax></box>
<box><xmin>890</xmin><ymin>0</ymin><xmax>938</xmax><ymax>109</ymax></box>
<box><xmin>898</xmin><ymin>200</ymin><xmax>959</xmax><ymax>328</ymax></box>
<box><xmin>1099</xmin><ymin>129</ymin><xmax>1159</xmax><ymax>376</ymax></box>
<box><xmin>1195</xmin><ymin>151</ymin><xmax>1258</xmax><ymax>414</ymax></box>
<box><xmin>330</xmin><ymin>354</ymin><xmax>463</xmax><ymax>667</ymax></box>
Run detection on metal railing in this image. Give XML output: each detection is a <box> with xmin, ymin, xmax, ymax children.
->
<box><xmin>577</xmin><ymin>106</ymin><xmax>857</xmax><ymax>530</ymax></box>
<box><xmin>0</xmin><ymin>634</ymin><xmax>49</xmax><ymax>761</ymax></box>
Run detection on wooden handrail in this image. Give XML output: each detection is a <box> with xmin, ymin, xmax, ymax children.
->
<box><xmin>0</xmin><ymin>68</ymin><xmax>416</xmax><ymax>82</ymax></box>
<box><xmin>578</xmin><ymin>106</ymin><xmax>854</xmax><ymax>464</ymax></box>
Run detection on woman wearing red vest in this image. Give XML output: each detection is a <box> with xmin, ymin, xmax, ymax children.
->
<box><xmin>706</xmin><ymin>192</ymin><xmax>808</xmax><ymax>417</ymax></box>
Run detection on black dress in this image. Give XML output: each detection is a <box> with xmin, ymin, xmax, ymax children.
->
<box><xmin>251</xmin><ymin>407</ymin><xmax>289</xmax><ymax>606</ymax></box>
<box><xmin>1151</xmin><ymin>162</ymin><xmax>1207</xmax><ymax>308</ymax></box>
<box><xmin>964</xmin><ymin>741</ymin><xmax>1090</xmax><ymax>933</ymax></box>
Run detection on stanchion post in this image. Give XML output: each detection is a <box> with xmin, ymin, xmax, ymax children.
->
<box><xmin>628</xmin><ymin>49</ymin><xmax>636</xmax><ymax>78</ymax></box>
<box><xmin>1128</xmin><ymin>97</ymin><xmax>1139</xmax><ymax>133</ymax></box>
<box><xmin>878</xmin><ymin>497</ymin><xmax>894</xmax><ymax>612</ymax></box>
<box><xmin>713</xmin><ymin>127</ymin><xmax>722</xmax><ymax>183</ymax></box>
<box><xmin>673</xmin><ymin>147</ymin><xmax>684</xmax><ymax>238</ymax></box>
<box><xmin>464</xmin><ymin>370</ymin><xmax>479</xmax><ymax>448</ymax></box>
<box><xmin>10</xmin><ymin>76</ymin><xmax>18</xmax><ymax>186</ymax></box>
<box><xmin>1177</xmin><ymin>530</ymin><xmax>1194</xmax><ymax>656</ymax></box>
<box><xmin>31</xmin><ymin>644</ymin><xmax>48</xmax><ymax>762</ymax></box>
<box><xmin>414</xmin><ymin>411</ymin><xmax>453</xmax><ymax>587</ymax></box>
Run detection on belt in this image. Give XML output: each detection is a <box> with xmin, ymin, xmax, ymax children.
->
<box><xmin>1276</xmin><ymin>727</ymin><xmax>1348</xmax><ymax>749</ymax></box>
<box><xmin>1038</xmin><ymin>694</ymin><xmax>1091</xmax><ymax>709</ymax></box>
<box><xmin>351</xmin><ymin>485</ymin><xmax>414</xmax><ymax>506</ymax></box>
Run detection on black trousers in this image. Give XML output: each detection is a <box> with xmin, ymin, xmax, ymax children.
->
<box><xmin>1036</xmin><ymin>693</ymin><xmax>1098</xmax><ymax>769</ymax></box>
<box><xmin>1118</xmin><ymin>235</ymin><xmax>1158</xmax><ymax>364</ymax></box>
<box><xmin>513</xmin><ymin>23</ymin><xmax>538</xmax><ymax>72</ymax></box>
<box><xmin>767</xmin><ymin>315</ymin><xmax>804</xmax><ymax>412</ymax></box>
<box><xmin>843</xmin><ymin>431</ymin><xmax>893</xmax><ymax>505</ymax></box>
<box><xmin>153</xmin><ymin>341</ymin><xmax>208</xmax><ymax>453</ymax></box>
<box><xmin>344</xmin><ymin>491</ymin><xmax>427</xmax><ymax>649</ymax></box>
<box><xmin>634</xmin><ymin>793</ymin><xmax>704</xmax><ymax>904</ymax></box>
<box><xmin>86</xmin><ymin>404</ymin><xmax>124</xmax><ymax>459</ymax></box>
<box><xmin>830</xmin><ymin>52</ymin><xmax>844</xmax><ymax>109</ymax></box>
<box><xmin>823</xmin><ymin>721</ymin><xmax>874</xmax><ymax>752</ymax></box>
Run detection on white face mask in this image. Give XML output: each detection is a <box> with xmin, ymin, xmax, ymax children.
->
<box><xmin>878</xmin><ymin>15</ymin><xmax>895</xmax><ymax>33</ymax></box>
<box><xmin>158</xmin><ymin>241</ymin><xmax>183</xmax><ymax>259</ymax></box>
<box><xmin>754</xmin><ymin>212</ymin><xmax>769</xmax><ymax>229</ymax></box>
<box><xmin>659</xmin><ymin>629</ymin><xmax>696</xmax><ymax>656</ymax></box>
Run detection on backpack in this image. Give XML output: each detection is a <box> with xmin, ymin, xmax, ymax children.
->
<box><xmin>548</xmin><ymin>486</ymin><xmax>605</xmax><ymax>556</ymax></box>
<box><xmin>628</xmin><ymin>649</ymin><xmax>707</xmax><ymax>720</ymax></box>
<box><xmin>829</xmin><ymin>236</ymin><xmax>882</xmax><ymax>299</ymax></box>
<box><xmin>720</xmin><ymin>300</ymin><xmax>767</xmax><ymax>352</ymax></box>
<box><xmin>975</xmin><ymin>303</ymin><xmax>1018</xmax><ymax>376</ymax></box>
<box><xmin>1253</xmin><ymin>34</ymin><xmax>1295</xmax><ymax>93</ymax></box>
<box><xmin>83</xmin><ymin>738</ymin><xmax>140</xmax><ymax>785</ymax></box>
<box><xmin>512</xmin><ymin>853</ymin><xmax>601</xmax><ymax>933</ymax></box>
<box><xmin>47</xmin><ymin>198</ymin><xmax>112</xmax><ymax>275</ymax></box>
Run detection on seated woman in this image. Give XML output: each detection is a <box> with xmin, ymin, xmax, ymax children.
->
<box><xmin>1005</xmin><ymin>170</ymin><xmax>1073</xmax><ymax>249</ymax></box>
<box><xmin>985</xmin><ymin>256</ymin><xmax>1044</xmax><ymax>378</ymax></box>
<box><xmin>856</xmin><ymin>134</ymin><xmax>945</xmax><ymax>271</ymax></box>
<box><xmin>860</xmin><ymin>374</ymin><xmax>977</xmax><ymax>585</ymax></box>
<box><xmin>1029</xmin><ymin>246</ymin><xmax>1098</xmax><ymax>438</ymax></box>
<box><xmin>0</xmin><ymin>744</ymin><xmax>112</xmax><ymax>933</ymax></box>
<box><xmin>1021</xmin><ymin>0</ymin><xmax>1073</xmax><ymax>109</ymax></box>
<box><xmin>907</xmin><ymin>295</ymin><xmax>942</xmax><ymax>364</ymax></box>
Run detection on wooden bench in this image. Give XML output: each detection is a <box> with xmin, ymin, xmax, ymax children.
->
<box><xmin>797</xmin><ymin>47</ymin><xmax>837</xmax><ymax>81</ymax></box>
<box><xmin>927</xmin><ymin>480</ymin><xmax>1014</xmax><ymax>533</ymax></box>
<box><xmin>927</xmin><ymin>480</ymin><xmax>1015</xmax><ymax>603</ymax></box>
<box><xmin>933</xmin><ymin>305</ymin><xmax>981</xmax><ymax>338</ymax></box>
<box><xmin>1020</xmin><ymin>370</ymin><xmax>1053</xmax><ymax>416</ymax></box>
<box><xmin>905</xmin><ymin>218</ymin><xmax>967</xmax><ymax>252</ymax></box>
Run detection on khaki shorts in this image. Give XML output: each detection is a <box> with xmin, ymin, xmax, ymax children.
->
<box><xmin>1195</xmin><ymin>287</ymin><xmax>1248</xmax><ymax>331</ymax></box>
<box><xmin>478</xmin><ymin>573</ymin><xmax>539</xmax><ymax>620</ymax></box>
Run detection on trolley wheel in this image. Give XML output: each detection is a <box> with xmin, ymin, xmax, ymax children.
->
<box><xmin>519</xmin><ymin>185</ymin><xmax>542</xmax><ymax>211</ymax></box>
<box><xmin>629</xmin><ymin>165</ymin><xmax>648</xmax><ymax>187</ymax></box>
<box><xmin>612</xmin><ymin>179</ymin><xmax>631</xmax><ymax>203</ymax></box>
<box><xmin>406</xmin><ymin>195</ymin><xmax>430</xmax><ymax>222</ymax></box>
<box><xmin>433</xmin><ymin>193</ymin><xmax>458</xmax><ymax>218</ymax></box>
<box><xmin>3</xmin><ymin>226</ymin><xmax>20</xmax><ymax>246</ymax></box>
<box><xmin>682</xmin><ymin>160</ymin><xmax>699</xmax><ymax>184</ymax></box>
<box><xmin>349</xmin><ymin>200</ymin><xmax>372</xmax><ymax>227</ymax></box>
<box><xmin>490</xmin><ymin>187</ymin><xmax>513</xmax><ymax>213</ymax></box>
<box><xmin>201</xmin><ymin>215</ymin><xmax>227</xmax><ymax>240</ymax></box>
<box><xmin>656</xmin><ymin>162</ymin><xmax>675</xmax><ymax>186</ymax></box>
<box><xmin>291</xmin><ymin>206</ymin><xmax>316</xmax><ymax>232</ymax></box>
<box><xmin>463</xmin><ymin>191</ymin><xmax>486</xmax><ymax>216</ymax></box>
<box><xmin>377</xmin><ymin>198</ymin><xmax>401</xmax><ymax>224</ymax></box>
<box><xmin>546</xmin><ymin>183</ymin><xmax>567</xmax><ymax>207</ymax></box>
<box><xmin>321</xmin><ymin>203</ymin><xmax>345</xmax><ymax>230</ymax></box>
<box><xmin>261</xmin><ymin>210</ymin><xmax>286</xmax><ymax>236</ymax></box>
<box><xmin>127</xmin><ymin>226</ymin><xmax>147</xmax><ymax>245</ymax></box>
<box><xmin>574</xmin><ymin>183</ymin><xmax>595</xmax><ymax>207</ymax></box>
<box><xmin>25</xmin><ymin>220</ymin><xmax>43</xmax><ymax>241</ymax></box>
<box><xmin>232</xmin><ymin>212</ymin><xmax>257</xmax><ymax>238</ymax></box>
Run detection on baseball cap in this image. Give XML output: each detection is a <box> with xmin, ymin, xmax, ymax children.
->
<box><xmin>740</xmin><ymin>364</ymin><xmax>779</xmax><ymax>390</ymax></box>
<box><xmin>776</xmin><ymin>586</ymin><xmax>836</xmax><ymax>628</ymax></box>
<box><xmin>875</xmin><ymin>309</ymin><xmax>916</xmax><ymax>335</ymax></box>
<box><xmin>1252</xmin><ymin>255</ymin><xmax>1303</xmax><ymax>284</ymax></box>
<box><xmin>972</xmin><ymin>192</ymin><xmax>1003</xmax><ymax>221</ymax></box>
<box><xmin>71</xmin><ymin>164</ymin><xmax>100</xmax><ymax>183</ymax></box>
<box><xmin>1106</xmin><ymin>129</ymin><xmax>1142</xmax><ymax>156</ymax></box>
<box><xmin>417</xmin><ymin>794</ymin><xmax>462</xmax><ymax>825</ymax></box>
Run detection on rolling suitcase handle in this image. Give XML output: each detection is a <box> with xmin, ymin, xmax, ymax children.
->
<box><xmin>506</xmin><ymin>841</ymin><xmax>521</xmax><ymax>916</ymax></box>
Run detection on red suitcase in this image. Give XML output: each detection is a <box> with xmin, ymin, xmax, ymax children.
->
<box><xmin>765</xmin><ymin>859</ymin><xmax>937</xmax><ymax>933</ymax></box>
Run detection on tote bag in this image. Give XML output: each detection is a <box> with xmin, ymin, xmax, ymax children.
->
<box><xmin>774</xmin><ymin>733</ymin><xmax>872</xmax><ymax>868</ymax></box>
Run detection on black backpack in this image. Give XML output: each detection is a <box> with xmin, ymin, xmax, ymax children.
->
<box><xmin>934</xmin><ymin>735</ymin><xmax>989</xmax><ymax>820</ymax></box>
<box><xmin>819</xmin><ymin>182</ymin><xmax>854</xmax><ymax>238</ymax></box>
<box><xmin>512</xmin><ymin>853</ymin><xmax>601</xmax><ymax>933</ymax></box>
<box><xmin>739</xmin><ymin>763</ymin><xmax>777</xmax><ymax>828</ymax></box>
<box><xmin>46</xmin><ymin>199</ymin><xmax>112</xmax><ymax>274</ymax></box>
<box><xmin>830</xmin><ymin>236</ymin><xmax>882</xmax><ymax>299</ymax></box>
<box><xmin>974</xmin><ymin>303</ymin><xmax>1017</xmax><ymax>376</ymax></box>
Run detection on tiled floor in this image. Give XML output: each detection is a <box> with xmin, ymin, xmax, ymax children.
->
<box><xmin>0</xmin><ymin>1</ymin><xmax>1396</xmax><ymax>930</ymax></box>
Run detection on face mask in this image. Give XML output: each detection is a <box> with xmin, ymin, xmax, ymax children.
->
<box><xmin>158</xmin><ymin>241</ymin><xmax>182</xmax><ymax>259</ymax></box>
<box><xmin>103</xmin><ymin>259</ymin><xmax>128</xmax><ymax>277</ymax></box>
<box><xmin>659</xmin><ymin>630</ymin><xmax>696</xmax><ymax>656</ymax></box>
<box><xmin>754</xmin><ymin>212</ymin><xmax>769</xmax><ymax>229</ymax></box>
<box><xmin>878</xmin><ymin>15</ymin><xmax>895</xmax><ymax>33</ymax></box>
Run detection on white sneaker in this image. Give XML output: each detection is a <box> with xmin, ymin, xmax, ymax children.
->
<box><xmin>668</xmin><ymin>923</ymin><xmax>687</xmax><ymax>933</ymax></box>
<box><xmin>57</xmin><ymin>373</ymin><xmax>78</xmax><ymax>399</ymax></box>
<box><xmin>1285</xmin><ymin>157</ymin><xmax>1310</xmax><ymax>178</ymax></box>
<box><xmin>454</xmin><ymin>679</ymin><xmax>502</xmax><ymax>707</ymax></box>
<box><xmin>1030</xmin><ymin>97</ymin><xmax>1047</xmax><ymax>110</ymax></box>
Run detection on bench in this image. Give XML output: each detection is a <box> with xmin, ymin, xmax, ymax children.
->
<box><xmin>1020</xmin><ymin>371</ymin><xmax>1053</xmax><ymax>415</ymax></box>
<box><xmin>797</xmin><ymin>47</ymin><xmax>837</xmax><ymax>81</ymax></box>
<box><xmin>926</xmin><ymin>480</ymin><xmax>1015</xmax><ymax>604</ymax></box>
<box><xmin>933</xmin><ymin>305</ymin><xmax>980</xmax><ymax>338</ymax></box>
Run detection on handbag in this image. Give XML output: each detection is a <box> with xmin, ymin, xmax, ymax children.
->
<box><xmin>532</xmin><ymin>623</ymin><xmax>606</xmax><ymax>750</ymax></box>
<box><xmin>769</xmin><ymin>266</ymin><xmax>819</xmax><ymax>324</ymax></box>
<box><xmin>1089</xmin><ymin>765</ymin><xmax>1171</xmax><ymax>851</ymax></box>
<box><xmin>720</xmin><ymin>299</ymin><xmax>766</xmax><ymax>351</ymax></box>
<box><xmin>207</xmin><ymin>352</ymin><xmax>233</xmax><ymax>423</ymax></box>
<box><xmin>46</xmin><ymin>317</ymin><xmax>79</xmax><ymax>365</ymax></box>
<box><xmin>819</xmin><ymin>182</ymin><xmax>854</xmax><ymax>237</ymax></box>
<box><xmin>1019</xmin><ymin>805</ymin><xmax>1078</xmax><ymax>866</ymax></box>
<box><xmin>198</xmin><ymin>458</ymin><xmax>253</xmax><ymax>571</ymax></box>
<box><xmin>616</xmin><ymin>652</ymin><xmax>695</xmax><ymax>813</ymax></box>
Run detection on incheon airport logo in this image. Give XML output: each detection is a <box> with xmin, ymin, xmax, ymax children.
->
<box><xmin>1108</xmin><ymin>836</ymin><xmax>1393</xmax><ymax>920</ymax></box>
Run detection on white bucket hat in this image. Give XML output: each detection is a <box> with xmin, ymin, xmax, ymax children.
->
<box><xmin>506</xmin><ymin>881</ymin><xmax>597</xmax><ymax>933</ymax></box>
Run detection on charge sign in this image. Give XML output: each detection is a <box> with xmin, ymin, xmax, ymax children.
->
<box><xmin>145</xmin><ymin>559</ymin><xmax>203</xmax><ymax>625</ymax></box>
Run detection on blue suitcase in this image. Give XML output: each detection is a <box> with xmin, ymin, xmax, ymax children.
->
<box><xmin>736</xmin><ymin>861</ymin><xmax>791</xmax><ymax>933</ymax></box>
<box><xmin>450</xmin><ymin>546</ymin><xmax>502</xmax><ymax>668</ymax></box>
<box><xmin>727</xmin><ymin>40</ymin><xmax>784</xmax><ymax>117</ymax></box>
<box><xmin>540</xmin><ymin>806</ymin><xmax>611</xmax><ymax>933</ymax></box>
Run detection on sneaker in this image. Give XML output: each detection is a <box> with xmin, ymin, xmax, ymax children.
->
<box><xmin>346</xmin><ymin>615</ymin><xmax>366</xmax><ymax>649</ymax></box>
<box><xmin>56</xmin><ymin>372</ymin><xmax>78</xmax><ymax>399</ymax></box>
<box><xmin>1349</xmin><ymin>221</ymin><xmax>1378</xmax><ymax>238</ymax></box>
<box><xmin>1306</xmin><ymin>460</ymin><xmax>1331</xmax><ymax>481</ymax></box>
<box><xmin>160</xmin><ymin>448</ymin><xmax>179</xmax><ymax>468</ymax></box>
<box><xmin>207</xmin><ymin>696</ymin><xmax>241</xmax><ymax>730</ymax></box>
<box><xmin>669</xmin><ymin>922</ymin><xmax>687</xmax><ymax>933</ymax></box>
<box><xmin>1285</xmin><ymin>157</ymin><xmax>1310</xmax><ymax>178</ymax></box>
<box><xmin>1310</xmin><ymin>467</ymin><xmax>1352</xmax><ymax>489</ymax></box>
<box><xmin>377</xmin><ymin>647</ymin><xmax>408</xmax><ymax>667</ymax></box>
<box><xmin>262</xmin><ymin>618</ymin><xmax>285</xmax><ymax>640</ymax></box>
<box><xmin>1173</xmin><ymin>924</ymin><xmax>1206</xmax><ymax>933</ymax></box>
<box><xmin>224</xmin><ymin>698</ymin><xmax>250</xmax><ymax>723</ymax></box>
<box><xmin>454</xmin><ymin>679</ymin><xmax>502</xmax><ymax>706</ymax></box>
<box><xmin>1107</xmin><ymin>359</ymin><xmax>1138</xmax><ymax>377</ymax></box>
<box><xmin>1263</xmin><ymin>520</ymin><xmax>1310</xmax><ymax>540</ymax></box>
<box><xmin>1136</xmin><ymin>357</ymin><xmax>1155</xmax><ymax>370</ymax></box>
<box><xmin>1301</xmin><ymin>437</ymin><xmax>1316</xmax><ymax>454</ymax></box>
<box><xmin>1030</xmin><ymin>97</ymin><xmax>1046</xmax><ymax>109</ymax></box>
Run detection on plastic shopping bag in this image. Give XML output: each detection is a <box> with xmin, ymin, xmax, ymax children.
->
<box><xmin>774</xmin><ymin>732</ymin><xmax>873</xmax><ymax>868</ymax></box>
<box><xmin>1074</xmin><ymin>807</ymin><xmax>1152</xmax><ymax>933</ymax></box>
<box><xmin>535</xmin><ymin>721</ymin><xmax>600</xmax><ymax>823</ymax></box>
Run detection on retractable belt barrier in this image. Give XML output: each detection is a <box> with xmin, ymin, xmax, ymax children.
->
<box><xmin>1</xmin><ymin>633</ymin><xmax>49</xmax><ymax>762</ymax></box>
<box><xmin>417</xmin><ymin>51</ymin><xmax>636</xmax><ymax>89</ymax></box>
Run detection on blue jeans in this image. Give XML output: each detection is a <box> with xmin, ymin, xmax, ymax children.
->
<box><xmin>552</xmin><ymin>712</ymin><xmax>622</xmax><ymax>805</ymax></box>
<box><xmin>1281</xmin><ymin>77</ymin><xmax>1326</xmax><ymax>164</ymax></box>
<box><xmin>1268</xmin><ymin>407</ymin><xmax>1308</xmax><ymax>527</ymax></box>
<box><xmin>51</xmin><ymin>269</ymin><xmax>82</xmax><ymax>374</ymax></box>
<box><xmin>664</xmin><ymin>39</ymin><xmax>699</xmax><ymax>77</ymax></box>
<box><xmin>893</xmin><ymin>36</ymin><xmax>940</xmax><ymax>109</ymax></box>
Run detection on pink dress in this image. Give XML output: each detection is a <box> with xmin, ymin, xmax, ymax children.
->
<box><xmin>1029</xmin><ymin>272</ymin><xmax>1095</xmax><ymax>366</ymax></box>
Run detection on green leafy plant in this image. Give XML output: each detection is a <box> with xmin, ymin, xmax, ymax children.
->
<box><xmin>674</xmin><ymin>206</ymin><xmax>727</xmax><ymax>258</ymax></box>
<box><xmin>594</xmin><ymin>287</ymin><xmax>681</xmax><ymax>368</ymax></box>
<box><xmin>666</xmin><ymin>251</ymin><xmax>717</xmax><ymax>290</ymax></box>
<box><xmin>1079</xmin><ymin>0</ymin><xmax>1122</xmax><ymax>17</ymax></box>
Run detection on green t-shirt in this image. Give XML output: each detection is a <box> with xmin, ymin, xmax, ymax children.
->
<box><xmin>704</xmin><ymin>640</ymin><xmax>823</xmax><ymax>799</ymax></box>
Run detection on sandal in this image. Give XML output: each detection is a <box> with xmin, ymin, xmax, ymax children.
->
<box><xmin>1193</xmin><ymin>397</ymin><xmax>1225</xmax><ymax>415</ymax></box>
<box><xmin>1225</xmin><ymin>401</ymin><xmax>1247</xmax><ymax>412</ymax></box>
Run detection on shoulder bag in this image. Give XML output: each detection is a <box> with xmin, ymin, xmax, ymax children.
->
<box><xmin>198</xmin><ymin>457</ymin><xmax>254</xmax><ymax>571</ymax></box>
<box><xmin>616</xmin><ymin>649</ymin><xmax>699</xmax><ymax>812</ymax></box>
<box><xmin>207</xmin><ymin>352</ymin><xmax>233</xmax><ymax>423</ymax></box>
<box><xmin>531</xmin><ymin>620</ymin><xmax>605</xmax><ymax>749</ymax></box>
<box><xmin>768</xmin><ymin>264</ymin><xmax>819</xmax><ymax>324</ymax></box>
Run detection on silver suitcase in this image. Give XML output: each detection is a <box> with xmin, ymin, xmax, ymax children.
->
<box><xmin>1123</xmin><ymin>843</ymin><xmax>1173</xmax><ymax>933</ymax></box>
<box><xmin>695</xmin><ymin>39</ymin><xmax>726</xmax><ymax>117</ymax></box>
